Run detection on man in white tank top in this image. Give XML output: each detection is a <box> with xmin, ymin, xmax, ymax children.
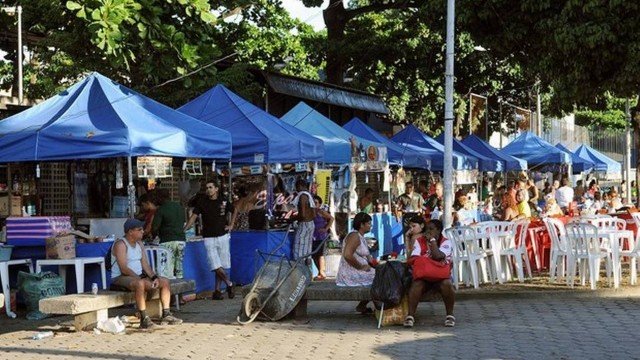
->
<box><xmin>111</xmin><ymin>219</ymin><xmax>183</xmax><ymax>329</ymax></box>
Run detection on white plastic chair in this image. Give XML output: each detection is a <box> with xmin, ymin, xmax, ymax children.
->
<box><xmin>622</xmin><ymin>213</ymin><xmax>640</xmax><ymax>285</ymax></box>
<box><xmin>584</xmin><ymin>217</ymin><xmax>628</xmax><ymax>287</ymax></box>
<box><xmin>146</xmin><ymin>246</ymin><xmax>181</xmax><ymax>310</ymax></box>
<box><xmin>543</xmin><ymin>217</ymin><xmax>572</xmax><ymax>283</ymax></box>
<box><xmin>565</xmin><ymin>222</ymin><xmax>611</xmax><ymax>290</ymax></box>
<box><xmin>445</xmin><ymin>226</ymin><xmax>493</xmax><ymax>289</ymax></box>
<box><xmin>473</xmin><ymin>221</ymin><xmax>514</xmax><ymax>283</ymax></box>
<box><xmin>499</xmin><ymin>219</ymin><xmax>532</xmax><ymax>282</ymax></box>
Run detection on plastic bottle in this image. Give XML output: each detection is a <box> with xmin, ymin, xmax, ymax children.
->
<box><xmin>32</xmin><ymin>331</ymin><xmax>54</xmax><ymax>340</ymax></box>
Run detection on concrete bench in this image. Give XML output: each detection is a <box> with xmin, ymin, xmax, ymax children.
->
<box><xmin>39</xmin><ymin>279</ymin><xmax>195</xmax><ymax>331</ymax></box>
<box><xmin>243</xmin><ymin>280</ymin><xmax>442</xmax><ymax>321</ymax></box>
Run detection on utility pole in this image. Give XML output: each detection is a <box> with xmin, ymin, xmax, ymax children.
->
<box><xmin>17</xmin><ymin>5</ymin><xmax>22</xmax><ymax>105</ymax></box>
<box><xmin>625</xmin><ymin>99</ymin><xmax>632</xmax><ymax>204</ymax></box>
<box><xmin>442</xmin><ymin>0</ymin><xmax>455</xmax><ymax>228</ymax></box>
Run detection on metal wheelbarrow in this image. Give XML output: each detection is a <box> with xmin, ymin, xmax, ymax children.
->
<box><xmin>237</xmin><ymin>225</ymin><xmax>327</xmax><ymax>324</ymax></box>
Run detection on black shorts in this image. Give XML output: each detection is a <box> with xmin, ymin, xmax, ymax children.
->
<box><xmin>312</xmin><ymin>239</ymin><xmax>327</xmax><ymax>255</ymax></box>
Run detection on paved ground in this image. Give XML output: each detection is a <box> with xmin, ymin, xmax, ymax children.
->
<box><xmin>1</xmin><ymin>284</ymin><xmax>639</xmax><ymax>360</ymax></box>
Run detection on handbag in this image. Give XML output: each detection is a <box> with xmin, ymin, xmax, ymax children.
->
<box><xmin>411</xmin><ymin>256</ymin><xmax>451</xmax><ymax>282</ymax></box>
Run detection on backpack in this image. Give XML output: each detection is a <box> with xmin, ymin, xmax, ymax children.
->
<box><xmin>104</xmin><ymin>239</ymin><xmax>121</xmax><ymax>271</ymax></box>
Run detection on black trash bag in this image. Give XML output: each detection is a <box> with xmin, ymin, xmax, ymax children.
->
<box><xmin>370</xmin><ymin>261</ymin><xmax>409</xmax><ymax>308</ymax></box>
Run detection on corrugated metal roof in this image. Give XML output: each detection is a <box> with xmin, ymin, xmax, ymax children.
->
<box><xmin>262</xmin><ymin>71</ymin><xmax>389</xmax><ymax>115</ymax></box>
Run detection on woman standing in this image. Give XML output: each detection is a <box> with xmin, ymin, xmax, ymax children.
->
<box><xmin>312</xmin><ymin>195</ymin><xmax>334</xmax><ymax>280</ymax></box>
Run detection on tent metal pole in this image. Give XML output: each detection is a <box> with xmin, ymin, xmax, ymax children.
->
<box><xmin>228</xmin><ymin>161</ymin><xmax>233</xmax><ymax>202</ymax></box>
<box><xmin>127</xmin><ymin>156</ymin><xmax>135</xmax><ymax>218</ymax></box>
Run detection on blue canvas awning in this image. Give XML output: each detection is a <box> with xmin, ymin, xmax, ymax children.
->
<box><xmin>178</xmin><ymin>85</ymin><xmax>323</xmax><ymax>164</ymax></box>
<box><xmin>281</xmin><ymin>102</ymin><xmax>387</xmax><ymax>164</ymax></box>
<box><xmin>555</xmin><ymin>143</ymin><xmax>595</xmax><ymax>174</ymax></box>
<box><xmin>0</xmin><ymin>72</ymin><xmax>232</xmax><ymax>161</ymax></box>
<box><xmin>434</xmin><ymin>134</ymin><xmax>501</xmax><ymax>172</ymax></box>
<box><xmin>342</xmin><ymin>118</ymin><xmax>430</xmax><ymax>169</ymax></box>
<box><xmin>501</xmin><ymin>131</ymin><xmax>571</xmax><ymax>168</ymax></box>
<box><xmin>574</xmin><ymin>144</ymin><xmax>621</xmax><ymax>174</ymax></box>
<box><xmin>461</xmin><ymin>135</ymin><xmax>527</xmax><ymax>171</ymax></box>
<box><xmin>390</xmin><ymin>125</ymin><xmax>478</xmax><ymax>171</ymax></box>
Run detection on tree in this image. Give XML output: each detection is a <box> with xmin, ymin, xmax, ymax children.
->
<box><xmin>298</xmin><ymin>0</ymin><xmax>530</xmax><ymax>135</ymax></box>
<box><xmin>0</xmin><ymin>0</ymin><xmax>324</xmax><ymax>107</ymax></box>
<box><xmin>457</xmin><ymin>0</ymin><xmax>640</xmax><ymax>200</ymax></box>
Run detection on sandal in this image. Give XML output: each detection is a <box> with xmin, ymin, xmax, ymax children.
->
<box><xmin>313</xmin><ymin>274</ymin><xmax>326</xmax><ymax>281</ymax></box>
<box><xmin>444</xmin><ymin>315</ymin><xmax>456</xmax><ymax>327</ymax></box>
<box><xmin>403</xmin><ymin>315</ymin><xmax>415</xmax><ymax>327</ymax></box>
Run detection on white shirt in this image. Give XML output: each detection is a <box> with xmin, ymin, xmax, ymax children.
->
<box><xmin>555</xmin><ymin>186</ymin><xmax>574</xmax><ymax>207</ymax></box>
<box><xmin>411</xmin><ymin>237</ymin><xmax>452</xmax><ymax>263</ymax></box>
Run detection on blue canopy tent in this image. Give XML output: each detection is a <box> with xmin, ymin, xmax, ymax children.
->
<box><xmin>390</xmin><ymin>125</ymin><xmax>478</xmax><ymax>171</ymax></box>
<box><xmin>342</xmin><ymin>117</ymin><xmax>430</xmax><ymax>169</ymax></box>
<box><xmin>501</xmin><ymin>131</ymin><xmax>571</xmax><ymax>169</ymax></box>
<box><xmin>555</xmin><ymin>143</ymin><xmax>595</xmax><ymax>174</ymax></box>
<box><xmin>434</xmin><ymin>134</ymin><xmax>502</xmax><ymax>172</ymax></box>
<box><xmin>461</xmin><ymin>135</ymin><xmax>527</xmax><ymax>172</ymax></box>
<box><xmin>178</xmin><ymin>85</ymin><xmax>323</xmax><ymax>164</ymax></box>
<box><xmin>281</xmin><ymin>102</ymin><xmax>387</xmax><ymax>164</ymax></box>
<box><xmin>0</xmin><ymin>72</ymin><xmax>232</xmax><ymax>161</ymax></box>
<box><xmin>574</xmin><ymin>144</ymin><xmax>621</xmax><ymax>175</ymax></box>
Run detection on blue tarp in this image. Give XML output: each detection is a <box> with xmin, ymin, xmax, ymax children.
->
<box><xmin>501</xmin><ymin>131</ymin><xmax>571</xmax><ymax>168</ymax></box>
<box><xmin>342</xmin><ymin>117</ymin><xmax>430</xmax><ymax>169</ymax></box>
<box><xmin>390</xmin><ymin>125</ymin><xmax>478</xmax><ymax>170</ymax></box>
<box><xmin>555</xmin><ymin>143</ymin><xmax>595</xmax><ymax>174</ymax></box>
<box><xmin>574</xmin><ymin>144</ymin><xmax>621</xmax><ymax>174</ymax></box>
<box><xmin>281</xmin><ymin>102</ymin><xmax>387</xmax><ymax>164</ymax></box>
<box><xmin>461</xmin><ymin>134</ymin><xmax>527</xmax><ymax>171</ymax></box>
<box><xmin>434</xmin><ymin>134</ymin><xmax>501</xmax><ymax>172</ymax></box>
<box><xmin>178</xmin><ymin>85</ymin><xmax>324</xmax><ymax>164</ymax></box>
<box><xmin>0</xmin><ymin>72</ymin><xmax>232</xmax><ymax>161</ymax></box>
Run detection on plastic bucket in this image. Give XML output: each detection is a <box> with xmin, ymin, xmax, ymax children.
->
<box><xmin>0</xmin><ymin>245</ymin><xmax>14</xmax><ymax>261</ymax></box>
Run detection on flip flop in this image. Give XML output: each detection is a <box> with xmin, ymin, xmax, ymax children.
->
<box><xmin>444</xmin><ymin>315</ymin><xmax>456</xmax><ymax>327</ymax></box>
<box><xmin>313</xmin><ymin>274</ymin><xmax>326</xmax><ymax>281</ymax></box>
<box><xmin>403</xmin><ymin>315</ymin><xmax>415</xmax><ymax>328</ymax></box>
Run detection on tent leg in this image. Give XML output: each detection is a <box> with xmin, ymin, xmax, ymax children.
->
<box><xmin>127</xmin><ymin>156</ymin><xmax>135</xmax><ymax>218</ymax></box>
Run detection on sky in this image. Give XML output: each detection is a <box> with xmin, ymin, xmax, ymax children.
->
<box><xmin>281</xmin><ymin>0</ymin><xmax>329</xmax><ymax>30</ymax></box>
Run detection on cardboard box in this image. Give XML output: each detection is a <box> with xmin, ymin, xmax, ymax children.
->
<box><xmin>45</xmin><ymin>235</ymin><xmax>76</xmax><ymax>259</ymax></box>
<box><xmin>0</xmin><ymin>195</ymin><xmax>8</xmax><ymax>217</ymax></box>
<box><xmin>9</xmin><ymin>196</ymin><xmax>21</xmax><ymax>217</ymax></box>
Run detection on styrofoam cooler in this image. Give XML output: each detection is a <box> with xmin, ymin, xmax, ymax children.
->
<box><xmin>324</xmin><ymin>250</ymin><xmax>342</xmax><ymax>278</ymax></box>
<box><xmin>6</xmin><ymin>216</ymin><xmax>72</xmax><ymax>246</ymax></box>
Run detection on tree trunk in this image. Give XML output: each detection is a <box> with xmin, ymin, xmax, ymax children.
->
<box><xmin>323</xmin><ymin>0</ymin><xmax>348</xmax><ymax>85</ymax></box>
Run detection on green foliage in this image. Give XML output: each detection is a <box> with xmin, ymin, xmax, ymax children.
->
<box><xmin>574</xmin><ymin>109</ymin><xmax>627</xmax><ymax>130</ymax></box>
<box><xmin>0</xmin><ymin>0</ymin><xmax>325</xmax><ymax>107</ymax></box>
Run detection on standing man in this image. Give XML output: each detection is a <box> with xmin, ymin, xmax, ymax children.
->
<box><xmin>425</xmin><ymin>182</ymin><xmax>443</xmax><ymax>217</ymax></box>
<box><xmin>293</xmin><ymin>179</ymin><xmax>316</xmax><ymax>264</ymax></box>
<box><xmin>398</xmin><ymin>182</ymin><xmax>425</xmax><ymax>213</ymax></box>
<box><xmin>184</xmin><ymin>180</ymin><xmax>234</xmax><ymax>300</ymax></box>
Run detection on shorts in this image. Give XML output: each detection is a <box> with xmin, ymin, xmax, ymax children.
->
<box><xmin>294</xmin><ymin>220</ymin><xmax>315</xmax><ymax>260</ymax></box>
<box><xmin>204</xmin><ymin>233</ymin><xmax>231</xmax><ymax>271</ymax></box>
<box><xmin>312</xmin><ymin>239</ymin><xmax>327</xmax><ymax>256</ymax></box>
<box><xmin>110</xmin><ymin>275</ymin><xmax>144</xmax><ymax>291</ymax></box>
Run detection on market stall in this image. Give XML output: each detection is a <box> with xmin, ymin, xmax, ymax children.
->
<box><xmin>179</xmin><ymin>86</ymin><xmax>325</xmax><ymax>286</ymax></box>
<box><xmin>555</xmin><ymin>143</ymin><xmax>595</xmax><ymax>174</ymax></box>
<box><xmin>0</xmin><ymin>72</ymin><xmax>232</xmax><ymax>293</ymax></box>
<box><xmin>461</xmin><ymin>134</ymin><xmax>528</xmax><ymax>172</ymax></box>
<box><xmin>501</xmin><ymin>131</ymin><xmax>572</xmax><ymax>171</ymax></box>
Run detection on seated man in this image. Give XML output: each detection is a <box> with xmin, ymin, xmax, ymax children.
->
<box><xmin>111</xmin><ymin>219</ymin><xmax>183</xmax><ymax>330</ymax></box>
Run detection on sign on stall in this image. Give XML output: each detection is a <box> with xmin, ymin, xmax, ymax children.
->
<box><xmin>137</xmin><ymin>157</ymin><xmax>173</xmax><ymax>178</ymax></box>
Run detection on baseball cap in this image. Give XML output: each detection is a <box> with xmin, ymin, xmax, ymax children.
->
<box><xmin>124</xmin><ymin>218</ymin><xmax>145</xmax><ymax>233</ymax></box>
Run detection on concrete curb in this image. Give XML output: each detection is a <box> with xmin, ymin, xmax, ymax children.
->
<box><xmin>455</xmin><ymin>285</ymin><xmax>640</xmax><ymax>301</ymax></box>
